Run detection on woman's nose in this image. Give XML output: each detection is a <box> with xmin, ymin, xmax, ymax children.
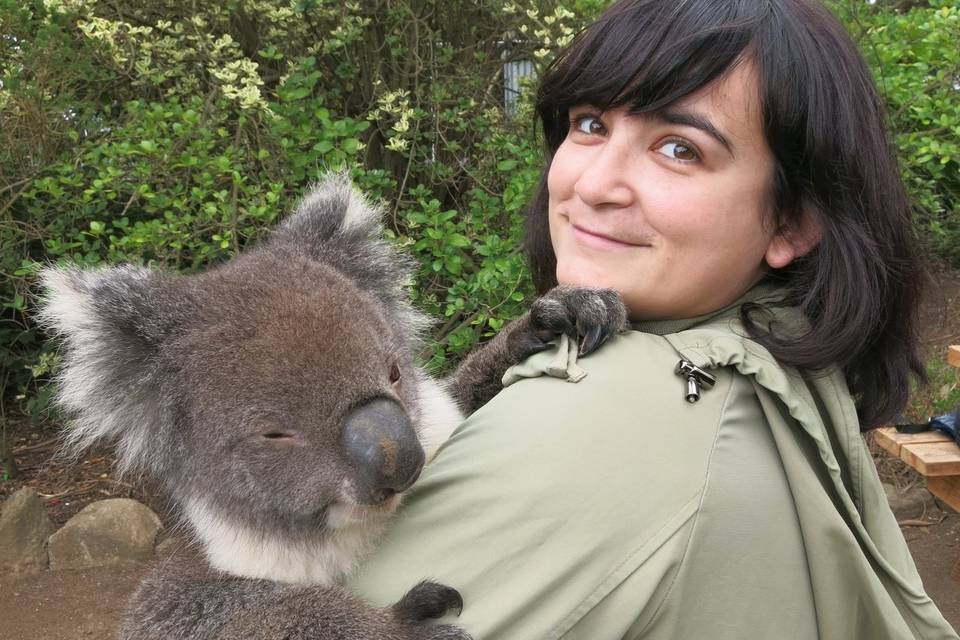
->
<box><xmin>573</xmin><ymin>139</ymin><xmax>636</xmax><ymax>209</ymax></box>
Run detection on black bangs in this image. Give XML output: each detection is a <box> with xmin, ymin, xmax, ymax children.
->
<box><xmin>536</xmin><ymin>0</ymin><xmax>764</xmax><ymax>153</ymax></box>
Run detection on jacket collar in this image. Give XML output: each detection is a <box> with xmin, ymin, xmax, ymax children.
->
<box><xmin>629</xmin><ymin>281</ymin><xmax>789</xmax><ymax>336</ymax></box>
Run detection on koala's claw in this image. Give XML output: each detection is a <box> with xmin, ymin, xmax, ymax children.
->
<box><xmin>393</xmin><ymin>580</ymin><xmax>465</xmax><ymax>623</ymax></box>
<box><xmin>578</xmin><ymin>322</ymin><xmax>604</xmax><ymax>356</ymax></box>
<box><xmin>528</xmin><ymin>285</ymin><xmax>628</xmax><ymax>357</ymax></box>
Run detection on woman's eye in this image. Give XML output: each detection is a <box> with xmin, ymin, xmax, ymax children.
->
<box><xmin>655</xmin><ymin>140</ymin><xmax>700</xmax><ymax>162</ymax></box>
<box><xmin>572</xmin><ymin>114</ymin><xmax>605</xmax><ymax>136</ymax></box>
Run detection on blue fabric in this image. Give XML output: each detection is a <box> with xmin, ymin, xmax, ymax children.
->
<box><xmin>929</xmin><ymin>410</ymin><xmax>959</xmax><ymax>444</ymax></box>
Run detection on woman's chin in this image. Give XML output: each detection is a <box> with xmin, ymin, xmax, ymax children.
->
<box><xmin>555</xmin><ymin>261</ymin><xmax>622</xmax><ymax>292</ymax></box>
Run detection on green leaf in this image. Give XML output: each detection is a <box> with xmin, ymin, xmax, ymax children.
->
<box><xmin>5</xmin><ymin>293</ymin><xmax>25</xmax><ymax>310</ymax></box>
<box><xmin>448</xmin><ymin>233</ymin><xmax>471</xmax><ymax>248</ymax></box>
<box><xmin>284</xmin><ymin>86</ymin><xmax>312</xmax><ymax>101</ymax></box>
<box><xmin>313</xmin><ymin>140</ymin><xmax>334</xmax><ymax>154</ymax></box>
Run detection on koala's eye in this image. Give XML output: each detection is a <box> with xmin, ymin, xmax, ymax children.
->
<box><xmin>258</xmin><ymin>430</ymin><xmax>305</xmax><ymax>445</ymax></box>
<box><xmin>389</xmin><ymin>362</ymin><xmax>402</xmax><ymax>385</ymax></box>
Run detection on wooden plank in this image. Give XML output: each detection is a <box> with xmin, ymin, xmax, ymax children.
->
<box><xmin>873</xmin><ymin>428</ymin><xmax>902</xmax><ymax>457</ymax></box>
<box><xmin>873</xmin><ymin>427</ymin><xmax>951</xmax><ymax>457</ymax></box>
<box><xmin>900</xmin><ymin>442</ymin><xmax>960</xmax><ymax>477</ymax></box>
<box><xmin>949</xmin><ymin>345</ymin><xmax>960</xmax><ymax>369</ymax></box>
<box><xmin>928</xmin><ymin>475</ymin><xmax>960</xmax><ymax>513</ymax></box>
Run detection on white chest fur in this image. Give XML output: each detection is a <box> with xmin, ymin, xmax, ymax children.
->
<box><xmin>184</xmin><ymin>497</ymin><xmax>386</xmax><ymax>585</ymax></box>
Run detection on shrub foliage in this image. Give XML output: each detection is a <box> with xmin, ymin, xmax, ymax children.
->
<box><xmin>0</xmin><ymin>0</ymin><xmax>957</xmax><ymax>416</ymax></box>
<box><xmin>834</xmin><ymin>0</ymin><xmax>960</xmax><ymax>263</ymax></box>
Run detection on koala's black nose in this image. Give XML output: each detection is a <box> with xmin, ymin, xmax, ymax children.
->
<box><xmin>342</xmin><ymin>398</ymin><xmax>425</xmax><ymax>505</ymax></box>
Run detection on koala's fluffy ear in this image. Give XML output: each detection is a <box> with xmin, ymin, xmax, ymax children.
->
<box><xmin>38</xmin><ymin>265</ymin><xmax>176</xmax><ymax>476</ymax></box>
<box><xmin>274</xmin><ymin>172</ymin><xmax>384</xmax><ymax>246</ymax></box>
<box><xmin>268</xmin><ymin>172</ymin><xmax>428</xmax><ymax>336</ymax></box>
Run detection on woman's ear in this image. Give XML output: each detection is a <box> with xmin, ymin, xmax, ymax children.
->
<box><xmin>765</xmin><ymin>207</ymin><xmax>821</xmax><ymax>269</ymax></box>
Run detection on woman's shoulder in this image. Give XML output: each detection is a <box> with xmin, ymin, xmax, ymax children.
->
<box><xmin>500</xmin><ymin>329</ymin><xmax>731</xmax><ymax>410</ymax></box>
<box><xmin>483</xmin><ymin>330</ymin><xmax>758</xmax><ymax>481</ymax></box>
<box><xmin>496</xmin><ymin>324</ymin><xmax>765</xmax><ymax>425</ymax></box>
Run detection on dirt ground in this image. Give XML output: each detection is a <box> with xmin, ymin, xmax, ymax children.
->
<box><xmin>903</xmin><ymin>515</ymin><xmax>960</xmax><ymax>628</ymax></box>
<box><xmin>1</xmin><ymin>564</ymin><xmax>147</xmax><ymax>639</ymax></box>
<box><xmin>2</xmin><ymin>265</ymin><xmax>960</xmax><ymax>638</ymax></box>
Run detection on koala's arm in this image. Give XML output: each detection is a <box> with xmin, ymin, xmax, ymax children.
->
<box><xmin>121</xmin><ymin>556</ymin><xmax>469</xmax><ymax>640</ymax></box>
<box><xmin>446</xmin><ymin>286</ymin><xmax>627</xmax><ymax>414</ymax></box>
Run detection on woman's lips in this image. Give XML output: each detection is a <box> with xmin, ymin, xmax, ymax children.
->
<box><xmin>571</xmin><ymin>224</ymin><xmax>647</xmax><ymax>250</ymax></box>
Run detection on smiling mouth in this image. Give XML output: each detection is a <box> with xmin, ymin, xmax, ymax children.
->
<box><xmin>571</xmin><ymin>224</ymin><xmax>647</xmax><ymax>249</ymax></box>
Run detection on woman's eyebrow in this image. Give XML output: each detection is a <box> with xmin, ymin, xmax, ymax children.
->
<box><xmin>646</xmin><ymin>108</ymin><xmax>735</xmax><ymax>156</ymax></box>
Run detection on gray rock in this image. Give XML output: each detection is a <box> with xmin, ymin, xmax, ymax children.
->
<box><xmin>0</xmin><ymin>487</ymin><xmax>56</xmax><ymax>573</ymax></box>
<box><xmin>883</xmin><ymin>482</ymin><xmax>931</xmax><ymax>516</ymax></box>
<box><xmin>48</xmin><ymin>498</ymin><xmax>162</xmax><ymax>570</ymax></box>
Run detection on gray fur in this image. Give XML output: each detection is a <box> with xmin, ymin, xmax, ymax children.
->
<box><xmin>38</xmin><ymin>265</ymin><xmax>177</xmax><ymax>477</ymax></box>
<box><xmin>39</xmin><ymin>172</ymin><xmax>625</xmax><ymax>639</ymax></box>
<box><xmin>123</xmin><ymin>556</ymin><xmax>469</xmax><ymax>640</ymax></box>
<box><xmin>41</xmin><ymin>175</ymin><xmax>473</xmax><ymax>639</ymax></box>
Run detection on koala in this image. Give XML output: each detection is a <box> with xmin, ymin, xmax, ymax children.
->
<box><xmin>39</xmin><ymin>174</ymin><xmax>626</xmax><ymax>640</ymax></box>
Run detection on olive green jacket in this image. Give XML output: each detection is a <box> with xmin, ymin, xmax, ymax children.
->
<box><xmin>348</xmin><ymin>292</ymin><xmax>958</xmax><ymax>639</ymax></box>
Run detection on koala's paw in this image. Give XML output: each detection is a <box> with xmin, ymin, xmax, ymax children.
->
<box><xmin>393</xmin><ymin>581</ymin><xmax>465</xmax><ymax>622</ymax></box>
<box><xmin>392</xmin><ymin>581</ymin><xmax>471</xmax><ymax>640</ymax></box>
<box><xmin>524</xmin><ymin>285</ymin><xmax>628</xmax><ymax>356</ymax></box>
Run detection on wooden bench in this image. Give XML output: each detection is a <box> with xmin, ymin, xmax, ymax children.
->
<box><xmin>874</xmin><ymin>345</ymin><xmax>960</xmax><ymax>582</ymax></box>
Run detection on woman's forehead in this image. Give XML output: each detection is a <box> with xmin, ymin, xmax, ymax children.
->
<box><xmin>665</xmin><ymin>61</ymin><xmax>765</xmax><ymax>150</ymax></box>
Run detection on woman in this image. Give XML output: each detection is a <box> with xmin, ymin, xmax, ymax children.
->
<box><xmin>348</xmin><ymin>0</ymin><xmax>958</xmax><ymax>638</ymax></box>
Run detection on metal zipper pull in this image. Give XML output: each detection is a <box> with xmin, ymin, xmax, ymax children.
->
<box><xmin>675</xmin><ymin>359</ymin><xmax>716</xmax><ymax>403</ymax></box>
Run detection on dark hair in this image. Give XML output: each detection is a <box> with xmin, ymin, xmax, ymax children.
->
<box><xmin>526</xmin><ymin>0</ymin><xmax>924</xmax><ymax>429</ymax></box>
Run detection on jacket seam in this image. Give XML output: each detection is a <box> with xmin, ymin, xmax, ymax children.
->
<box><xmin>630</xmin><ymin>368</ymin><xmax>738</xmax><ymax>638</ymax></box>
<box><xmin>551</xmin><ymin>492</ymin><xmax>702</xmax><ymax>640</ymax></box>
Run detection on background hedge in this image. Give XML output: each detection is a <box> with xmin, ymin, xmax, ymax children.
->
<box><xmin>0</xmin><ymin>0</ymin><xmax>957</xmax><ymax>424</ymax></box>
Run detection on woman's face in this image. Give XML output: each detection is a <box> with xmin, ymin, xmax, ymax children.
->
<box><xmin>548</xmin><ymin>62</ymin><xmax>801</xmax><ymax>321</ymax></box>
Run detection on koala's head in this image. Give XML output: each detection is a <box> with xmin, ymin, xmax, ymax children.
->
<box><xmin>39</xmin><ymin>175</ymin><xmax>456</xmax><ymax>565</ymax></box>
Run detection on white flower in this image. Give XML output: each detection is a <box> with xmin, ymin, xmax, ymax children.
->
<box><xmin>386</xmin><ymin>137</ymin><xmax>410</xmax><ymax>152</ymax></box>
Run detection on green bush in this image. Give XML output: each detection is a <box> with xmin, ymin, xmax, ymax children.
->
<box><xmin>1</xmin><ymin>0</ymin><xmax>957</xmax><ymax>418</ymax></box>
<box><xmin>833</xmin><ymin>0</ymin><xmax>960</xmax><ymax>263</ymax></box>
<box><xmin>0</xmin><ymin>0</ymin><xmax>596</xmax><ymax>414</ymax></box>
